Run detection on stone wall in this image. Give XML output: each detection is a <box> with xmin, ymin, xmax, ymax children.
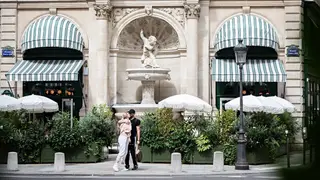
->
<box><xmin>0</xmin><ymin>4</ymin><xmax>17</xmax><ymax>93</ymax></box>
<box><xmin>284</xmin><ymin>0</ymin><xmax>304</xmax><ymax>137</ymax></box>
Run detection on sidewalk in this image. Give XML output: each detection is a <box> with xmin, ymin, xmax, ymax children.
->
<box><xmin>0</xmin><ymin>154</ymin><xmax>290</xmax><ymax>176</ymax></box>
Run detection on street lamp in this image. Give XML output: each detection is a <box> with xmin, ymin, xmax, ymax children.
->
<box><xmin>234</xmin><ymin>39</ymin><xmax>249</xmax><ymax>170</ymax></box>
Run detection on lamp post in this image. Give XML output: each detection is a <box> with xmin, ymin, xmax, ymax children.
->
<box><xmin>234</xmin><ymin>39</ymin><xmax>249</xmax><ymax>170</ymax></box>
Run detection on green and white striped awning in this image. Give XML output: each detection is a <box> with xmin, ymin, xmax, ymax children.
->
<box><xmin>6</xmin><ymin>60</ymin><xmax>84</xmax><ymax>81</ymax></box>
<box><xmin>214</xmin><ymin>14</ymin><xmax>279</xmax><ymax>51</ymax></box>
<box><xmin>21</xmin><ymin>15</ymin><xmax>84</xmax><ymax>53</ymax></box>
<box><xmin>212</xmin><ymin>59</ymin><xmax>286</xmax><ymax>82</ymax></box>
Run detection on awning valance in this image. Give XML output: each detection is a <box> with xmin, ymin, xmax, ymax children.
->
<box><xmin>21</xmin><ymin>15</ymin><xmax>84</xmax><ymax>53</ymax></box>
<box><xmin>212</xmin><ymin>59</ymin><xmax>286</xmax><ymax>82</ymax></box>
<box><xmin>6</xmin><ymin>60</ymin><xmax>84</xmax><ymax>82</ymax></box>
<box><xmin>214</xmin><ymin>14</ymin><xmax>279</xmax><ymax>51</ymax></box>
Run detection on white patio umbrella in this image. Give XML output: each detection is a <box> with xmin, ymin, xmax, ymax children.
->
<box><xmin>158</xmin><ymin>94</ymin><xmax>212</xmax><ymax>112</ymax></box>
<box><xmin>256</xmin><ymin>96</ymin><xmax>286</xmax><ymax>114</ymax></box>
<box><xmin>18</xmin><ymin>94</ymin><xmax>59</xmax><ymax>113</ymax></box>
<box><xmin>266</xmin><ymin>96</ymin><xmax>295</xmax><ymax>113</ymax></box>
<box><xmin>0</xmin><ymin>95</ymin><xmax>21</xmax><ymax>111</ymax></box>
<box><xmin>225</xmin><ymin>95</ymin><xmax>265</xmax><ymax>113</ymax></box>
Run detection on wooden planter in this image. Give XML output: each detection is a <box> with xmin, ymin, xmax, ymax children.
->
<box><xmin>247</xmin><ymin>147</ymin><xmax>273</xmax><ymax>165</ymax></box>
<box><xmin>192</xmin><ymin>150</ymin><xmax>213</xmax><ymax>164</ymax></box>
<box><xmin>40</xmin><ymin>145</ymin><xmax>100</xmax><ymax>163</ymax></box>
<box><xmin>141</xmin><ymin>146</ymin><xmax>171</xmax><ymax>163</ymax></box>
<box><xmin>141</xmin><ymin>146</ymin><xmax>214</xmax><ymax>164</ymax></box>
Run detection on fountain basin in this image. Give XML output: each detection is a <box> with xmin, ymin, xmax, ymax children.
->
<box><xmin>126</xmin><ymin>68</ymin><xmax>171</xmax><ymax>81</ymax></box>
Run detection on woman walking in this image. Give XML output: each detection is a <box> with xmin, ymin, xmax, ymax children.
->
<box><xmin>113</xmin><ymin>113</ymin><xmax>132</xmax><ymax>172</ymax></box>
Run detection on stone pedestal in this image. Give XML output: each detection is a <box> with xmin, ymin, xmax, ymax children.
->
<box><xmin>126</xmin><ymin>68</ymin><xmax>170</xmax><ymax>105</ymax></box>
<box><xmin>141</xmin><ymin>81</ymin><xmax>156</xmax><ymax>104</ymax></box>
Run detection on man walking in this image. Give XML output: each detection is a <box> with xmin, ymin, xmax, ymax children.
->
<box><xmin>125</xmin><ymin>109</ymin><xmax>141</xmax><ymax>170</ymax></box>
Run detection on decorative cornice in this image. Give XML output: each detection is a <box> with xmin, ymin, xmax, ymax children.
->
<box><xmin>184</xmin><ymin>2</ymin><xmax>200</xmax><ymax>19</ymax></box>
<box><xmin>93</xmin><ymin>1</ymin><xmax>113</xmax><ymax>20</ymax></box>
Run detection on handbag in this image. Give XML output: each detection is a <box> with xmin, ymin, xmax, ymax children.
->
<box><xmin>135</xmin><ymin>144</ymin><xmax>142</xmax><ymax>162</ymax></box>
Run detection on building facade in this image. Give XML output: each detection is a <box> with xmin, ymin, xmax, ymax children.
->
<box><xmin>0</xmin><ymin>0</ymin><xmax>305</xmax><ymax>119</ymax></box>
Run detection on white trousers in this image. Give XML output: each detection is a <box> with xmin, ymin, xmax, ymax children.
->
<box><xmin>115</xmin><ymin>135</ymin><xmax>129</xmax><ymax>165</ymax></box>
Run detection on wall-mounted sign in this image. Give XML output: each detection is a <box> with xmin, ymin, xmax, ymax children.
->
<box><xmin>1</xmin><ymin>46</ymin><xmax>14</xmax><ymax>57</ymax></box>
<box><xmin>286</xmin><ymin>45</ymin><xmax>300</xmax><ymax>57</ymax></box>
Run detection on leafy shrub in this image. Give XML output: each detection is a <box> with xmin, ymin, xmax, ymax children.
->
<box><xmin>245</xmin><ymin>112</ymin><xmax>287</xmax><ymax>160</ymax></box>
<box><xmin>79</xmin><ymin>104</ymin><xmax>116</xmax><ymax>159</ymax></box>
<box><xmin>0</xmin><ymin>111</ymin><xmax>45</xmax><ymax>163</ymax></box>
<box><xmin>140</xmin><ymin>112</ymin><xmax>166</xmax><ymax>151</ymax></box>
<box><xmin>47</xmin><ymin>112</ymin><xmax>83</xmax><ymax>151</ymax></box>
<box><xmin>141</xmin><ymin>108</ymin><xmax>217</xmax><ymax>163</ymax></box>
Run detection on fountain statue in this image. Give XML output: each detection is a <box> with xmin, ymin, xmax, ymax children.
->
<box><xmin>126</xmin><ymin>30</ymin><xmax>171</xmax><ymax>104</ymax></box>
<box><xmin>140</xmin><ymin>30</ymin><xmax>160</xmax><ymax>68</ymax></box>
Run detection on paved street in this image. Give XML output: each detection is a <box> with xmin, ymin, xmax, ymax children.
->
<box><xmin>0</xmin><ymin>172</ymin><xmax>280</xmax><ymax>180</ymax></box>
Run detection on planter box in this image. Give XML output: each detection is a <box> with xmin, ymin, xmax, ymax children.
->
<box><xmin>140</xmin><ymin>146</ymin><xmax>171</xmax><ymax>163</ymax></box>
<box><xmin>193</xmin><ymin>150</ymin><xmax>213</xmax><ymax>164</ymax></box>
<box><xmin>141</xmin><ymin>146</ymin><xmax>152</xmax><ymax>163</ymax></box>
<box><xmin>0</xmin><ymin>145</ymin><xmax>40</xmax><ymax>164</ymax></box>
<box><xmin>141</xmin><ymin>146</ymin><xmax>213</xmax><ymax>164</ymax></box>
<box><xmin>0</xmin><ymin>145</ymin><xmax>9</xmax><ymax>164</ymax></box>
<box><xmin>40</xmin><ymin>145</ymin><xmax>100</xmax><ymax>163</ymax></box>
<box><xmin>247</xmin><ymin>148</ymin><xmax>273</xmax><ymax>165</ymax></box>
<box><xmin>152</xmin><ymin>149</ymin><xmax>171</xmax><ymax>163</ymax></box>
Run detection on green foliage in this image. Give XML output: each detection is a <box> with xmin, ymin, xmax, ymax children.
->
<box><xmin>140</xmin><ymin>112</ymin><xmax>166</xmax><ymax>150</ymax></box>
<box><xmin>79</xmin><ymin>104</ymin><xmax>116</xmax><ymax>159</ymax></box>
<box><xmin>16</xmin><ymin>118</ymin><xmax>45</xmax><ymax>163</ymax></box>
<box><xmin>47</xmin><ymin>112</ymin><xmax>83</xmax><ymax>151</ymax></box>
<box><xmin>278</xmin><ymin>111</ymin><xmax>299</xmax><ymax>139</ymax></box>
<box><xmin>141</xmin><ymin>108</ymin><xmax>218</xmax><ymax>163</ymax></box>
<box><xmin>195</xmin><ymin>134</ymin><xmax>212</xmax><ymax>152</ymax></box>
<box><xmin>0</xmin><ymin>111</ymin><xmax>45</xmax><ymax>163</ymax></box>
<box><xmin>245</xmin><ymin>112</ymin><xmax>287</xmax><ymax>160</ymax></box>
<box><xmin>215</xmin><ymin>110</ymin><xmax>237</xmax><ymax>144</ymax></box>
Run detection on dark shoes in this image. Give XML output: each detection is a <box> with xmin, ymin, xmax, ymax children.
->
<box><xmin>132</xmin><ymin>165</ymin><xmax>138</xmax><ymax>170</ymax></box>
<box><xmin>125</xmin><ymin>165</ymin><xmax>138</xmax><ymax>170</ymax></box>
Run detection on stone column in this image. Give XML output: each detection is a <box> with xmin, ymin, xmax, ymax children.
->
<box><xmin>284</xmin><ymin>1</ymin><xmax>304</xmax><ymax>122</ymax></box>
<box><xmin>93</xmin><ymin>2</ymin><xmax>113</xmax><ymax>105</ymax></box>
<box><xmin>184</xmin><ymin>2</ymin><xmax>200</xmax><ymax>97</ymax></box>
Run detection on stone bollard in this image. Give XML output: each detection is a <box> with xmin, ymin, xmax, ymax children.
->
<box><xmin>103</xmin><ymin>146</ymin><xmax>109</xmax><ymax>160</ymax></box>
<box><xmin>54</xmin><ymin>152</ymin><xmax>65</xmax><ymax>172</ymax></box>
<box><xmin>171</xmin><ymin>152</ymin><xmax>182</xmax><ymax>173</ymax></box>
<box><xmin>7</xmin><ymin>152</ymin><xmax>18</xmax><ymax>171</ymax></box>
<box><xmin>213</xmin><ymin>151</ymin><xmax>224</xmax><ymax>172</ymax></box>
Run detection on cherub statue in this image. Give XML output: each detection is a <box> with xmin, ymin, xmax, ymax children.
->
<box><xmin>140</xmin><ymin>30</ymin><xmax>160</xmax><ymax>68</ymax></box>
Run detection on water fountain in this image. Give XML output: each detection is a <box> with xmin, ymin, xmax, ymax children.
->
<box><xmin>113</xmin><ymin>30</ymin><xmax>171</xmax><ymax>117</ymax></box>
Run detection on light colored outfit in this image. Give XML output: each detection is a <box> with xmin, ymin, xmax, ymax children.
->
<box><xmin>113</xmin><ymin>118</ymin><xmax>131</xmax><ymax>172</ymax></box>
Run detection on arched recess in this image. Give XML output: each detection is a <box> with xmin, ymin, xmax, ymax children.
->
<box><xmin>117</xmin><ymin>16</ymin><xmax>180</xmax><ymax>51</ymax></box>
<box><xmin>111</xmin><ymin>9</ymin><xmax>186</xmax><ymax>49</ymax></box>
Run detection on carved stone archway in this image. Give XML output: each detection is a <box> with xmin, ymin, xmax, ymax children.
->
<box><xmin>111</xmin><ymin>9</ymin><xmax>186</xmax><ymax>49</ymax></box>
<box><xmin>117</xmin><ymin>16</ymin><xmax>180</xmax><ymax>51</ymax></box>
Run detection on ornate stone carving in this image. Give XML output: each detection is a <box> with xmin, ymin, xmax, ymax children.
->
<box><xmin>184</xmin><ymin>3</ymin><xmax>200</xmax><ymax>19</ymax></box>
<box><xmin>93</xmin><ymin>1</ymin><xmax>113</xmax><ymax>20</ymax></box>
<box><xmin>112</xmin><ymin>8</ymin><xmax>139</xmax><ymax>27</ymax></box>
<box><xmin>117</xmin><ymin>16</ymin><xmax>180</xmax><ymax>51</ymax></box>
<box><xmin>158</xmin><ymin>8</ymin><xmax>185</xmax><ymax>27</ymax></box>
<box><xmin>140</xmin><ymin>30</ymin><xmax>159</xmax><ymax>68</ymax></box>
<box><xmin>145</xmin><ymin>5</ymin><xmax>153</xmax><ymax>16</ymax></box>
